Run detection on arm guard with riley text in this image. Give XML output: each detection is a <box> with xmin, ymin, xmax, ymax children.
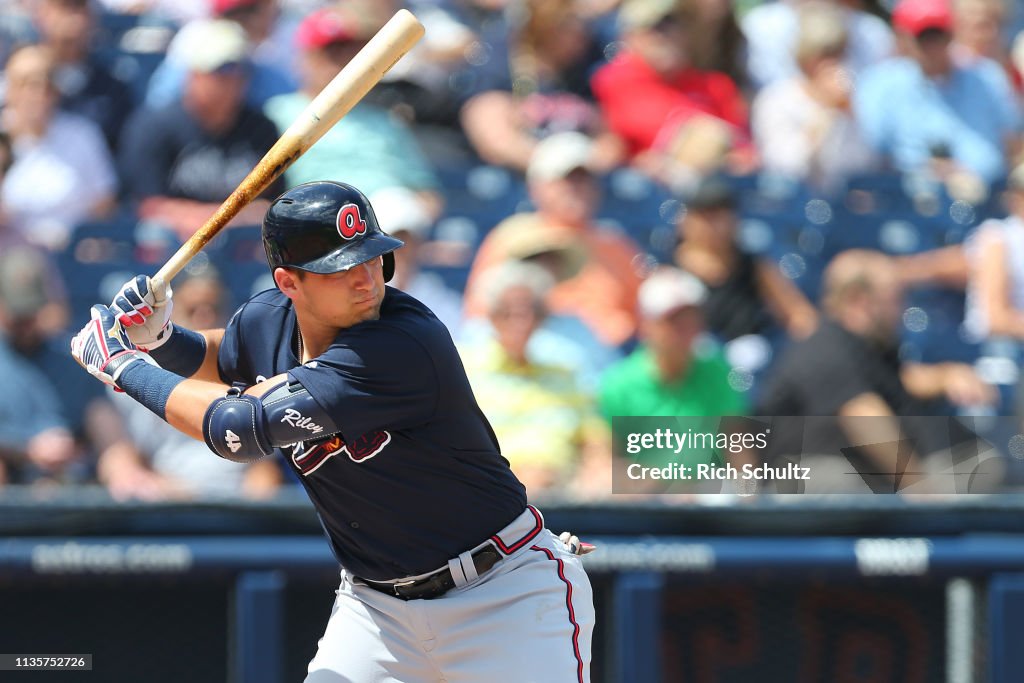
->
<box><xmin>202</xmin><ymin>379</ymin><xmax>340</xmax><ymax>462</ymax></box>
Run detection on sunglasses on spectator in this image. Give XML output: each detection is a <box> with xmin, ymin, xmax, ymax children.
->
<box><xmin>212</xmin><ymin>61</ymin><xmax>249</xmax><ymax>76</ymax></box>
<box><xmin>651</xmin><ymin>15</ymin><xmax>684</xmax><ymax>34</ymax></box>
<box><xmin>915</xmin><ymin>27</ymin><xmax>952</xmax><ymax>43</ymax></box>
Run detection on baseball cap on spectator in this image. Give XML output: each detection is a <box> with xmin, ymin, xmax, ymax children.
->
<box><xmin>638</xmin><ymin>267</ymin><xmax>707</xmax><ymax>319</ymax></box>
<box><xmin>526</xmin><ymin>132</ymin><xmax>594</xmax><ymax>184</ymax></box>
<box><xmin>297</xmin><ymin>8</ymin><xmax>363</xmax><ymax>50</ymax></box>
<box><xmin>495</xmin><ymin>214</ymin><xmax>588</xmax><ymax>281</ymax></box>
<box><xmin>618</xmin><ymin>0</ymin><xmax>678</xmax><ymax>31</ymax></box>
<box><xmin>892</xmin><ymin>0</ymin><xmax>953</xmax><ymax>36</ymax></box>
<box><xmin>682</xmin><ymin>175</ymin><xmax>737</xmax><ymax>211</ymax></box>
<box><xmin>173</xmin><ymin>19</ymin><xmax>250</xmax><ymax>73</ymax></box>
<box><xmin>0</xmin><ymin>246</ymin><xmax>52</xmax><ymax>317</ymax></box>
<box><xmin>370</xmin><ymin>186</ymin><xmax>432</xmax><ymax>239</ymax></box>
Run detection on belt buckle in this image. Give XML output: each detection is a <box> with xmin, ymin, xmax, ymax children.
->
<box><xmin>391</xmin><ymin>578</ymin><xmax>419</xmax><ymax>597</ymax></box>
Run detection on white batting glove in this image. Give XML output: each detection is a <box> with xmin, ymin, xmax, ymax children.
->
<box><xmin>109</xmin><ymin>275</ymin><xmax>173</xmax><ymax>350</ymax></box>
<box><xmin>559</xmin><ymin>531</ymin><xmax>597</xmax><ymax>556</ymax></box>
<box><xmin>70</xmin><ymin>304</ymin><xmax>156</xmax><ymax>390</ymax></box>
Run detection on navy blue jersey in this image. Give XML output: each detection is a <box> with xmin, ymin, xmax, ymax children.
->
<box><xmin>217</xmin><ymin>286</ymin><xmax>527</xmax><ymax>580</ymax></box>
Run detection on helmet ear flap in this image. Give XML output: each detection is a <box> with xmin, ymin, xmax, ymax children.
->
<box><xmin>383</xmin><ymin>252</ymin><xmax>395</xmax><ymax>283</ymax></box>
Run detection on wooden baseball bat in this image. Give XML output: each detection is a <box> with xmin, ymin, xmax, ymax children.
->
<box><xmin>150</xmin><ymin>9</ymin><xmax>425</xmax><ymax>292</ymax></box>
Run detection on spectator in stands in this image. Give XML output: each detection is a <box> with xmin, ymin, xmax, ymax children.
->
<box><xmin>263</xmin><ymin>7</ymin><xmax>442</xmax><ymax>215</ymax></box>
<box><xmin>952</xmin><ymin>0</ymin><xmax>1021</xmax><ymax>90</ymax></box>
<box><xmin>145</xmin><ymin>2</ymin><xmax>295</xmax><ymax>110</ymax></box>
<box><xmin>1014</xmin><ymin>32</ymin><xmax>1024</xmax><ymax>92</ymax></box>
<box><xmin>602</xmin><ymin>269</ymin><xmax>766</xmax><ymax>492</ymax></box>
<box><xmin>445</xmin><ymin>0</ymin><xmax>517</xmax><ymax>107</ymax></box>
<box><xmin>756</xmin><ymin>250</ymin><xmax>995</xmax><ymax>492</ymax></box>
<box><xmin>214</xmin><ymin>0</ymin><xmax>296</xmax><ymax>76</ymax></box>
<box><xmin>854</xmin><ymin>0</ymin><xmax>1022</xmax><ymax>186</ymax></box>
<box><xmin>0</xmin><ymin>1</ymin><xmax>34</xmax><ymax>68</ymax></box>
<box><xmin>370</xmin><ymin>186</ymin><xmax>463</xmax><ymax>335</ymax></box>
<box><xmin>464</xmin><ymin>132</ymin><xmax>645</xmax><ymax>349</ymax></box>
<box><xmin>462</xmin><ymin>210</ymin><xmax>621</xmax><ymax>392</ymax></box>
<box><xmin>460</xmin><ymin>261</ymin><xmax>609</xmax><ymax>497</ymax></box>
<box><xmin>0</xmin><ymin>132</ymin><xmax>23</xmax><ymax>251</ymax></box>
<box><xmin>359</xmin><ymin>0</ymin><xmax>476</xmax><ymax>130</ymax></box>
<box><xmin>741</xmin><ymin>0</ymin><xmax>894</xmax><ymax>91</ymax></box>
<box><xmin>965</xmin><ymin>163</ymin><xmax>1024</xmax><ymax>341</ymax></box>
<box><xmin>591</xmin><ymin>0</ymin><xmax>751</xmax><ymax>182</ymax></box>
<box><xmin>119</xmin><ymin>19</ymin><xmax>283</xmax><ymax>239</ymax></box>
<box><xmin>1</xmin><ymin>44</ymin><xmax>117</xmax><ymax>250</ymax></box>
<box><xmin>0</xmin><ymin>246</ymin><xmax>81</xmax><ymax>486</ymax></box>
<box><xmin>674</xmin><ymin>177</ymin><xmax>819</xmax><ymax>342</ymax></box>
<box><xmin>460</xmin><ymin>0</ymin><xmax>624</xmax><ymax>174</ymax></box>
<box><xmin>32</xmin><ymin>0</ymin><xmax>135</xmax><ymax>152</ymax></box>
<box><xmin>752</xmin><ymin>1</ymin><xmax>879</xmax><ymax>192</ymax></box>
<box><xmin>678</xmin><ymin>0</ymin><xmax>748</xmax><ymax>91</ymax></box>
<box><xmin>93</xmin><ymin>0</ymin><xmax>207</xmax><ymax>25</ymax></box>
<box><xmin>5</xmin><ymin>243</ymin><xmax>119</xmax><ymax>481</ymax></box>
<box><xmin>98</xmin><ymin>269</ymin><xmax>282</xmax><ymax>500</ymax></box>
<box><xmin>600</xmin><ymin>267</ymin><xmax>746</xmax><ymax>418</ymax></box>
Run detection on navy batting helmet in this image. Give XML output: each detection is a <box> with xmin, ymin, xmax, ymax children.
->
<box><xmin>262</xmin><ymin>181</ymin><xmax>404</xmax><ymax>281</ymax></box>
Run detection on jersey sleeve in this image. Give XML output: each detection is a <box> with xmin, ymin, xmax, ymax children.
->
<box><xmin>288</xmin><ymin>325</ymin><xmax>439</xmax><ymax>441</ymax></box>
<box><xmin>216</xmin><ymin>304</ymin><xmax>255</xmax><ymax>386</ymax></box>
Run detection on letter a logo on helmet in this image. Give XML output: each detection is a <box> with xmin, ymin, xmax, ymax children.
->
<box><xmin>337</xmin><ymin>203</ymin><xmax>368</xmax><ymax>240</ymax></box>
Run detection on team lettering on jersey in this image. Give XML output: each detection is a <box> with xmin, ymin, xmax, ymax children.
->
<box><xmin>290</xmin><ymin>430</ymin><xmax>393</xmax><ymax>475</ymax></box>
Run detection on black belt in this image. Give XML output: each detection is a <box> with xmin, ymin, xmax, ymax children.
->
<box><xmin>361</xmin><ymin>545</ymin><xmax>503</xmax><ymax>601</ymax></box>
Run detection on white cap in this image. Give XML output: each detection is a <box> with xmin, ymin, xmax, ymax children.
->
<box><xmin>526</xmin><ymin>132</ymin><xmax>594</xmax><ymax>184</ymax></box>
<box><xmin>369</xmin><ymin>186</ymin><xmax>433</xmax><ymax>237</ymax></box>
<box><xmin>638</xmin><ymin>268</ymin><xmax>707</xmax><ymax>319</ymax></box>
<box><xmin>172</xmin><ymin>19</ymin><xmax>250</xmax><ymax>73</ymax></box>
<box><xmin>618</xmin><ymin>0</ymin><xmax>677</xmax><ymax>31</ymax></box>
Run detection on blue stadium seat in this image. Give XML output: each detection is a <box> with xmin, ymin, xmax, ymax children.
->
<box><xmin>597</xmin><ymin>172</ymin><xmax>671</xmax><ymax>246</ymax></box>
<box><xmin>95</xmin><ymin>11</ymin><xmax>142</xmax><ymax>46</ymax></box>
<box><xmin>203</xmin><ymin>225</ymin><xmax>272</xmax><ymax>309</ymax></box>
<box><xmin>827</xmin><ymin>204</ymin><xmax>954</xmax><ymax>256</ymax></box>
<box><xmin>57</xmin><ymin>251</ymin><xmax>145</xmax><ymax>329</ymax></box>
<box><xmin>107</xmin><ymin>50</ymin><xmax>166</xmax><ymax>104</ymax></box>
<box><xmin>842</xmin><ymin>172</ymin><xmax>915</xmax><ymax>215</ymax></box>
<box><xmin>900</xmin><ymin>289</ymin><xmax>978</xmax><ymax>365</ymax></box>
<box><xmin>210</xmin><ymin>224</ymin><xmax>265</xmax><ymax>263</ymax></box>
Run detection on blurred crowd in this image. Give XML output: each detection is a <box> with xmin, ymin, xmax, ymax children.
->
<box><xmin>2</xmin><ymin>0</ymin><xmax>1024</xmax><ymax>499</ymax></box>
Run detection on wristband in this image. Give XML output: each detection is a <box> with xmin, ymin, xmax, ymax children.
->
<box><xmin>116</xmin><ymin>361</ymin><xmax>186</xmax><ymax>421</ymax></box>
<box><xmin>149</xmin><ymin>325</ymin><xmax>207</xmax><ymax>377</ymax></box>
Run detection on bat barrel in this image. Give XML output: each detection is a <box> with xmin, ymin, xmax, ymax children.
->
<box><xmin>151</xmin><ymin>9</ymin><xmax>425</xmax><ymax>289</ymax></box>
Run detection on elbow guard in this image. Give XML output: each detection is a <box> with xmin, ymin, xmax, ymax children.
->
<box><xmin>203</xmin><ymin>381</ymin><xmax>339</xmax><ymax>463</ymax></box>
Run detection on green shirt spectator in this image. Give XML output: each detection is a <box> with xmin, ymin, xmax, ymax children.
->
<box><xmin>600</xmin><ymin>268</ymin><xmax>747</xmax><ymax>476</ymax></box>
<box><xmin>600</xmin><ymin>344</ymin><xmax>746</xmax><ymax>419</ymax></box>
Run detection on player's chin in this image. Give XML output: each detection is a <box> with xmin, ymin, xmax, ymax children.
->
<box><xmin>350</xmin><ymin>298</ymin><xmax>383</xmax><ymax>323</ymax></box>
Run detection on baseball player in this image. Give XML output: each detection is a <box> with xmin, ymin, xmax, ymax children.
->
<box><xmin>70</xmin><ymin>181</ymin><xmax>595</xmax><ymax>682</ymax></box>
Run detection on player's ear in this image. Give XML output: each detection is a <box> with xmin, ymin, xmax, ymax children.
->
<box><xmin>274</xmin><ymin>267</ymin><xmax>300</xmax><ymax>299</ymax></box>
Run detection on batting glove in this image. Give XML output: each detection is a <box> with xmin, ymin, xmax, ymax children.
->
<box><xmin>109</xmin><ymin>275</ymin><xmax>173</xmax><ymax>350</ymax></box>
<box><xmin>559</xmin><ymin>531</ymin><xmax>597</xmax><ymax>556</ymax></box>
<box><xmin>71</xmin><ymin>304</ymin><xmax>156</xmax><ymax>390</ymax></box>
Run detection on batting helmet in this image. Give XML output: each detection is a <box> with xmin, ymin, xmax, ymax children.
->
<box><xmin>262</xmin><ymin>181</ymin><xmax>404</xmax><ymax>281</ymax></box>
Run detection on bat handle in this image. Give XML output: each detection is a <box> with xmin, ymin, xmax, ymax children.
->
<box><xmin>150</xmin><ymin>275</ymin><xmax>169</xmax><ymax>300</ymax></box>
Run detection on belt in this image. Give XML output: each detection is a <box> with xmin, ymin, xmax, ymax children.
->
<box><xmin>361</xmin><ymin>544</ymin><xmax>503</xmax><ymax>601</ymax></box>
